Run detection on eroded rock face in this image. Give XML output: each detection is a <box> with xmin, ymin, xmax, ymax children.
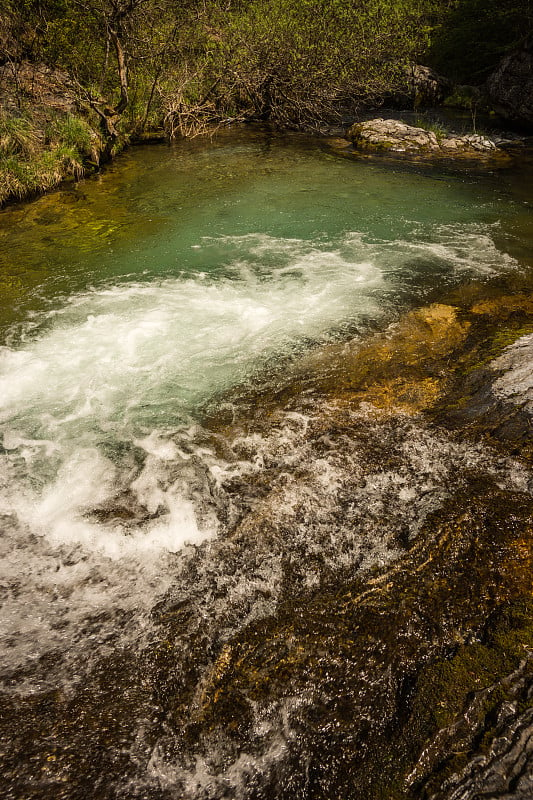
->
<box><xmin>348</xmin><ymin>118</ymin><xmax>499</xmax><ymax>155</ymax></box>
<box><xmin>487</xmin><ymin>39</ymin><xmax>533</xmax><ymax>130</ymax></box>
<box><xmin>431</xmin><ymin>294</ymin><xmax>533</xmax><ymax>459</ymax></box>
<box><xmin>491</xmin><ymin>332</ymin><xmax>533</xmax><ymax>412</ymax></box>
<box><xmin>406</xmin><ymin>65</ymin><xmax>452</xmax><ymax>107</ymax></box>
<box><xmin>0</xmin><ymin>61</ymin><xmax>78</xmax><ymax>114</ymax></box>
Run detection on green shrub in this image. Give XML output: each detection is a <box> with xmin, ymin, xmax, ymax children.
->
<box><xmin>414</xmin><ymin>117</ymin><xmax>449</xmax><ymax>141</ymax></box>
<box><xmin>47</xmin><ymin>114</ymin><xmax>98</xmax><ymax>159</ymax></box>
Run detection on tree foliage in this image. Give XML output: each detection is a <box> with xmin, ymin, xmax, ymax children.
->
<box><xmin>202</xmin><ymin>0</ymin><xmax>433</xmax><ymax>127</ymax></box>
<box><xmin>428</xmin><ymin>0</ymin><xmax>533</xmax><ymax>82</ymax></box>
<box><xmin>1</xmin><ymin>0</ymin><xmax>531</xmax><ymax>139</ymax></box>
<box><xmin>1</xmin><ymin>0</ymin><xmax>437</xmax><ymax>135</ymax></box>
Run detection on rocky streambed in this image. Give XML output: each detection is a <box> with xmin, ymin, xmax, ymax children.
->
<box><xmin>2</xmin><ymin>285</ymin><xmax>533</xmax><ymax>800</ymax></box>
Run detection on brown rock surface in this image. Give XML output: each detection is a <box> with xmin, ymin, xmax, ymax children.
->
<box><xmin>487</xmin><ymin>38</ymin><xmax>533</xmax><ymax>130</ymax></box>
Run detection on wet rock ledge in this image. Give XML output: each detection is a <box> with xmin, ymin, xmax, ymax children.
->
<box><xmin>2</xmin><ymin>290</ymin><xmax>533</xmax><ymax>800</ymax></box>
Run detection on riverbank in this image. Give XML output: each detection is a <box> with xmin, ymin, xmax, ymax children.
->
<box><xmin>0</xmin><ymin>61</ymin><xmax>169</xmax><ymax>206</ymax></box>
<box><xmin>0</xmin><ymin>64</ymin><xmax>103</xmax><ymax>205</ymax></box>
<box><xmin>1</xmin><ymin>58</ymin><xmax>528</xmax><ymax>209</ymax></box>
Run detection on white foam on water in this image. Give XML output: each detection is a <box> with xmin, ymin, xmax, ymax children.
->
<box><xmin>0</xmin><ymin>234</ymin><xmax>385</xmax><ymax>680</ymax></box>
<box><xmin>0</xmin><ymin>226</ymin><xmax>522</xmax><ymax>686</ymax></box>
<box><xmin>147</xmin><ymin>694</ymin><xmax>307</xmax><ymax>800</ymax></box>
<box><xmin>0</xmin><ymin>235</ymin><xmax>384</xmax><ymax>555</ymax></box>
<box><xmin>397</xmin><ymin>223</ymin><xmax>518</xmax><ymax>275</ymax></box>
<box><xmin>327</xmin><ymin>223</ymin><xmax>517</xmax><ymax>287</ymax></box>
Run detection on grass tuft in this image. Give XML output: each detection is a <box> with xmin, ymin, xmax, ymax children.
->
<box><xmin>414</xmin><ymin>117</ymin><xmax>449</xmax><ymax>142</ymax></box>
<box><xmin>0</xmin><ymin>109</ymin><xmax>103</xmax><ymax>205</ymax></box>
<box><xmin>0</xmin><ymin>112</ymin><xmax>40</xmax><ymax>159</ymax></box>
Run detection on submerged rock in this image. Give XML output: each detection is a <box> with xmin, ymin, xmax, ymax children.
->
<box><xmin>2</xmin><ymin>288</ymin><xmax>533</xmax><ymax>800</ymax></box>
<box><xmin>348</xmin><ymin>118</ymin><xmax>500</xmax><ymax>157</ymax></box>
<box><xmin>150</xmin><ymin>484</ymin><xmax>533</xmax><ymax>800</ymax></box>
<box><xmin>156</xmin><ymin>292</ymin><xmax>533</xmax><ymax>798</ymax></box>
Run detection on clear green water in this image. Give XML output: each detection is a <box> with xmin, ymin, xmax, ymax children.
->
<box><xmin>1</xmin><ymin>129</ymin><xmax>530</xmax><ymax>334</ymax></box>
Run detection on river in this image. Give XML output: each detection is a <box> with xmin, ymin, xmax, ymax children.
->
<box><xmin>1</xmin><ymin>127</ymin><xmax>532</xmax><ymax>799</ymax></box>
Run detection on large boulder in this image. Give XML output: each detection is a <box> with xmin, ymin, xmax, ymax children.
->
<box><xmin>406</xmin><ymin>64</ymin><xmax>452</xmax><ymax>107</ymax></box>
<box><xmin>349</xmin><ymin>118</ymin><xmax>440</xmax><ymax>151</ymax></box>
<box><xmin>486</xmin><ymin>38</ymin><xmax>533</xmax><ymax>130</ymax></box>
<box><xmin>348</xmin><ymin>118</ymin><xmax>498</xmax><ymax>155</ymax></box>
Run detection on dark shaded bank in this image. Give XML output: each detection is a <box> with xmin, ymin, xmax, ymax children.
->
<box><xmin>1</xmin><ymin>277</ymin><xmax>533</xmax><ymax>799</ymax></box>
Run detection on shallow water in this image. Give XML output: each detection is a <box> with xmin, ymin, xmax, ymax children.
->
<box><xmin>1</xmin><ymin>128</ymin><xmax>532</xmax><ymax>799</ymax></box>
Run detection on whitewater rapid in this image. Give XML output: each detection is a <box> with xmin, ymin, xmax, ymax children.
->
<box><xmin>0</xmin><ymin>223</ymin><xmax>522</xmax><ymax>689</ymax></box>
